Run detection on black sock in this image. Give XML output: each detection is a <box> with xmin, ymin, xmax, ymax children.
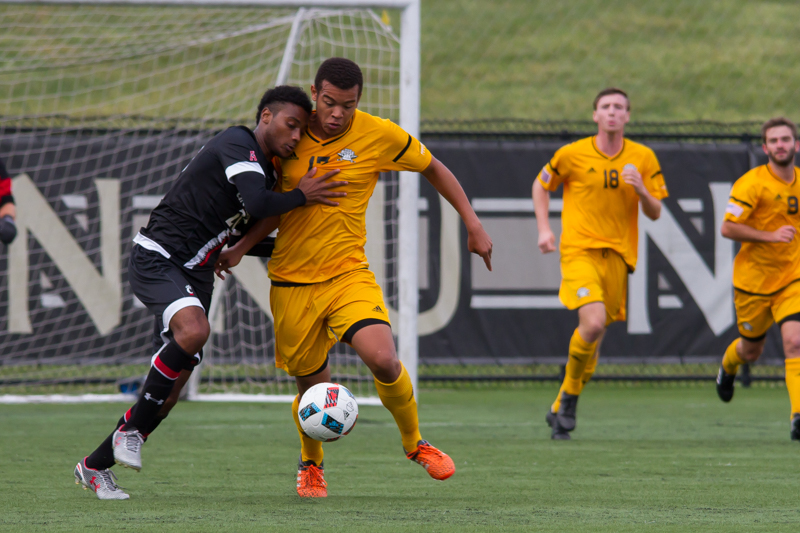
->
<box><xmin>85</xmin><ymin>415</ymin><xmax>128</xmax><ymax>470</ymax></box>
<box><xmin>123</xmin><ymin>341</ymin><xmax>191</xmax><ymax>432</ymax></box>
<box><xmin>142</xmin><ymin>414</ymin><xmax>168</xmax><ymax>439</ymax></box>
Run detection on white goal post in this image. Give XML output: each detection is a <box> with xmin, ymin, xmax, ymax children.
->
<box><xmin>0</xmin><ymin>0</ymin><xmax>421</xmax><ymax>403</ymax></box>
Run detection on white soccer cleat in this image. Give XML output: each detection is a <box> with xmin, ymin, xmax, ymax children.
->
<box><xmin>112</xmin><ymin>427</ymin><xmax>144</xmax><ymax>471</ymax></box>
<box><xmin>74</xmin><ymin>459</ymin><xmax>130</xmax><ymax>500</ymax></box>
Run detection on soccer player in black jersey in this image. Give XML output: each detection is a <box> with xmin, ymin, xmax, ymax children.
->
<box><xmin>74</xmin><ymin>85</ymin><xmax>346</xmax><ymax>500</ymax></box>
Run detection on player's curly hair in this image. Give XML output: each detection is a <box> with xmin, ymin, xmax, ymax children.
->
<box><xmin>314</xmin><ymin>57</ymin><xmax>363</xmax><ymax>96</ymax></box>
<box><xmin>593</xmin><ymin>87</ymin><xmax>630</xmax><ymax>111</ymax></box>
<box><xmin>255</xmin><ymin>85</ymin><xmax>313</xmax><ymax>124</ymax></box>
<box><xmin>761</xmin><ymin>117</ymin><xmax>797</xmax><ymax>144</ymax></box>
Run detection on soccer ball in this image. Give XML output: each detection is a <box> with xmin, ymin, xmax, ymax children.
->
<box><xmin>298</xmin><ymin>382</ymin><xmax>359</xmax><ymax>442</ymax></box>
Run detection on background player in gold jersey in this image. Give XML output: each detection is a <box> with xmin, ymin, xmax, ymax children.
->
<box><xmin>532</xmin><ymin>88</ymin><xmax>668</xmax><ymax>439</ymax></box>
<box><xmin>216</xmin><ymin>58</ymin><xmax>493</xmax><ymax>496</ymax></box>
<box><xmin>716</xmin><ymin>117</ymin><xmax>800</xmax><ymax>441</ymax></box>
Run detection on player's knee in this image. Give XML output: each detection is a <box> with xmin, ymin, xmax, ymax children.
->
<box><xmin>371</xmin><ymin>355</ymin><xmax>401</xmax><ymax>383</ymax></box>
<box><xmin>740</xmin><ymin>344</ymin><xmax>763</xmax><ymax>362</ymax></box>
<box><xmin>783</xmin><ymin>335</ymin><xmax>800</xmax><ymax>358</ymax></box>
<box><xmin>580</xmin><ymin>320</ymin><xmax>605</xmax><ymax>342</ymax></box>
<box><xmin>172</xmin><ymin>317</ymin><xmax>210</xmax><ymax>353</ymax></box>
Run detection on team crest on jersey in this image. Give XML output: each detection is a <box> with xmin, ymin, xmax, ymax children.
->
<box><xmin>742</xmin><ymin>322</ymin><xmax>753</xmax><ymax>331</ymax></box>
<box><xmin>249</xmin><ymin>151</ymin><xmax>257</xmax><ymax>162</ymax></box>
<box><xmin>185</xmin><ymin>285</ymin><xmax>194</xmax><ymax>295</ymax></box>
<box><xmin>577</xmin><ymin>287</ymin><xmax>590</xmax><ymax>298</ymax></box>
<box><xmin>337</xmin><ymin>148</ymin><xmax>357</xmax><ymax>162</ymax></box>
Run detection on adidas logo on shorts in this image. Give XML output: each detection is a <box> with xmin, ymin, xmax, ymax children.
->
<box><xmin>372</xmin><ymin>305</ymin><xmax>384</xmax><ymax>314</ymax></box>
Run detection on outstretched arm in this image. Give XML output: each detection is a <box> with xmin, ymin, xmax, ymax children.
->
<box><xmin>421</xmin><ymin>156</ymin><xmax>492</xmax><ymax>271</ymax></box>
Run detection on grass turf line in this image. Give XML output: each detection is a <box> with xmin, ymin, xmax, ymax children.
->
<box><xmin>1</xmin><ymin>385</ymin><xmax>798</xmax><ymax>532</ymax></box>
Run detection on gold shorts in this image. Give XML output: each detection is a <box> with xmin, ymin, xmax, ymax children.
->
<box><xmin>734</xmin><ymin>281</ymin><xmax>800</xmax><ymax>340</ymax></box>
<box><xmin>558</xmin><ymin>248</ymin><xmax>628</xmax><ymax>325</ymax></box>
<box><xmin>270</xmin><ymin>269</ymin><xmax>391</xmax><ymax>377</ymax></box>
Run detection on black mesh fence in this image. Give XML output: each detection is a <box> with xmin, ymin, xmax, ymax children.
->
<box><xmin>422</xmin><ymin>119</ymin><xmax>764</xmax><ymax>143</ymax></box>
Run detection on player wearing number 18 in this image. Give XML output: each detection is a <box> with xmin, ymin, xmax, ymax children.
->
<box><xmin>715</xmin><ymin>117</ymin><xmax>800</xmax><ymax>442</ymax></box>
<box><xmin>532</xmin><ymin>88</ymin><xmax>669</xmax><ymax>439</ymax></box>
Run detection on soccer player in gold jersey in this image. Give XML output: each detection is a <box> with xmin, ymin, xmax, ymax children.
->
<box><xmin>216</xmin><ymin>58</ymin><xmax>493</xmax><ymax>496</ymax></box>
<box><xmin>532</xmin><ymin>88</ymin><xmax>668</xmax><ymax>439</ymax></box>
<box><xmin>716</xmin><ymin>117</ymin><xmax>800</xmax><ymax>441</ymax></box>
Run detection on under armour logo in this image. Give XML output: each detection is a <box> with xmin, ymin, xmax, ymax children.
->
<box><xmin>144</xmin><ymin>393</ymin><xmax>165</xmax><ymax>405</ymax></box>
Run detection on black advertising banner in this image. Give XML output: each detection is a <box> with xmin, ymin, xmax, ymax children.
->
<box><xmin>0</xmin><ymin>132</ymin><xmax>782</xmax><ymax>365</ymax></box>
<box><xmin>419</xmin><ymin>139</ymin><xmax>782</xmax><ymax>362</ymax></box>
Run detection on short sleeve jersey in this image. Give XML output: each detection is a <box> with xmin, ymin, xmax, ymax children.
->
<box><xmin>0</xmin><ymin>157</ymin><xmax>13</xmax><ymax>207</ymax></box>
<box><xmin>536</xmin><ymin>136</ymin><xmax>668</xmax><ymax>271</ymax></box>
<box><xmin>269</xmin><ymin>109</ymin><xmax>432</xmax><ymax>283</ymax></box>
<box><xmin>724</xmin><ymin>164</ymin><xmax>800</xmax><ymax>295</ymax></box>
<box><xmin>140</xmin><ymin>126</ymin><xmax>278</xmax><ymax>272</ymax></box>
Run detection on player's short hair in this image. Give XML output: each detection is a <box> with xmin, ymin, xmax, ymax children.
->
<box><xmin>761</xmin><ymin>117</ymin><xmax>798</xmax><ymax>144</ymax></box>
<box><xmin>255</xmin><ymin>85</ymin><xmax>313</xmax><ymax>124</ymax></box>
<box><xmin>593</xmin><ymin>87</ymin><xmax>630</xmax><ymax>111</ymax></box>
<box><xmin>314</xmin><ymin>57</ymin><xmax>363</xmax><ymax>96</ymax></box>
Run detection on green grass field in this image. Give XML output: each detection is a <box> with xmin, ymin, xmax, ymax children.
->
<box><xmin>1</xmin><ymin>385</ymin><xmax>798</xmax><ymax>532</ymax></box>
<box><xmin>3</xmin><ymin>1</ymin><xmax>800</xmax><ymax>124</ymax></box>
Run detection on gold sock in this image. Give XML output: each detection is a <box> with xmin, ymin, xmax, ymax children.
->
<box><xmin>785</xmin><ymin>358</ymin><xmax>800</xmax><ymax>418</ymax></box>
<box><xmin>722</xmin><ymin>339</ymin><xmax>745</xmax><ymax>375</ymax></box>
<box><xmin>578</xmin><ymin>352</ymin><xmax>599</xmax><ymax>394</ymax></box>
<box><xmin>562</xmin><ymin>329</ymin><xmax>598</xmax><ymax>396</ymax></box>
<box><xmin>550</xmin><ymin>383</ymin><xmax>566</xmax><ymax>414</ymax></box>
<box><xmin>374</xmin><ymin>363</ymin><xmax>422</xmax><ymax>452</ymax></box>
<box><xmin>292</xmin><ymin>394</ymin><xmax>323</xmax><ymax>465</ymax></box>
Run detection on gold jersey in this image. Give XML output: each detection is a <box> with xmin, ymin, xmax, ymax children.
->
<box><xmin>269</xmin><ymin>109</ymin><xmax>432</xmax><ymax>283</ymax></box>
<box><xmin>536</xmin><ymin>136</ymin><xmax>668</xmax><ymax>271</ymax></box>
<box><xmin>725</xmin><ymin>164</ymin><xmax>800</xmax><ymax>295</ymax></box>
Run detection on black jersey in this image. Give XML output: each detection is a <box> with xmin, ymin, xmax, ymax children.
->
<box><xmin>137</xmin><ymin>126</ymin><xmax>288</xmax><ymax>272</ymax></box>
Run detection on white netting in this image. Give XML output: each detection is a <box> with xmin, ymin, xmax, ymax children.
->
<box><xmin>0</xmin><ymin>4</ymin><xmax>401</xmax><ymax>398</ymax></box>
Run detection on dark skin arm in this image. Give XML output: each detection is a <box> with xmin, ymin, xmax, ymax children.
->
<box><xmin>215</xmin><ymin>216</ymin><xmax>279</xmax><ymax>279</ymax></box>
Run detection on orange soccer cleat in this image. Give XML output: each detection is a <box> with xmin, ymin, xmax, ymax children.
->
<box><xmin>296</xmin><ymin>458</ymin><xmax>327</xmax><ymax>498</ymax></box>
<box><xmin>405</xmin><ymin>440</ymin><xmax>455</xmax><ymax>481</ymax></box>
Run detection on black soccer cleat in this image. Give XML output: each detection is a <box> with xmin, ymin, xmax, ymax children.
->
<box><xmin>556</xmin><ymin>392</ymin><xmax>579</xmax><ymax>432</ymax></box>
<box><xmin>716</xmin><ymin>366</ymin><xmax>736</xmax><ymax>403</ymax></box>
<box><xmin>546</xmin><ymin>410</ymin><xmax>570</xmax><ymax>440</ymax></box>
<box><xmin>791</xmin><ymin>415</ymin><xmax>800</xmax><ymax>442</ymax></box>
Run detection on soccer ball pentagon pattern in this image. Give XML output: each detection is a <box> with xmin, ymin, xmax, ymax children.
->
<box><xmin>298</xmin><ymin>382</ymin><xmax>359</xmax><ymax>442</ymax></box>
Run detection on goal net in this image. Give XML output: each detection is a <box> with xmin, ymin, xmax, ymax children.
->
<box><xmin>0</xmin><ymin>2</ymin><xmax>407</xmax><ymax>401</ymax></box>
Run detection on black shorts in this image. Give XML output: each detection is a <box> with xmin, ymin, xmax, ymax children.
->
<box><xmin>129</xmin><ymin>244</ymin><xmax>214</xmax><ymax>357</ymax></box>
